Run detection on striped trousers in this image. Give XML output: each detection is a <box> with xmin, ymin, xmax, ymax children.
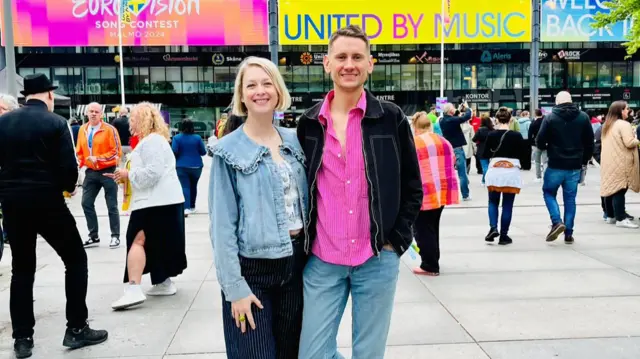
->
<box><xmin>222</xmin><ymin>236</ymin><xmax>307</xmax><ymax>359</ymax></box>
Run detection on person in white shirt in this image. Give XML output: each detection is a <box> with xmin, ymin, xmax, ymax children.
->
<box><xmin>106</xmin><ymin>102</ymin><xmax>187</xmax><ymax>310</ymax></box>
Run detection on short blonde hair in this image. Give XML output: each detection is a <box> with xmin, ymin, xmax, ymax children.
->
<box><xmin>231</xmin><ymin>56</ymin><xmax>291</xmax><ymax>116</ymax></box>
<box><xmin>412</xmin><ymin>111</ymin><xmax>432</xmax><ymax>131</ymax></box>
<box><xmin>131</xmin><ymin>102</ymin><xmax>170</xmax><ymax>141</ymax></box>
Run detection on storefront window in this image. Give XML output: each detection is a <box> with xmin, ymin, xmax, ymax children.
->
<box><xmin>461</xmin><ymin>64</ymin><xmax>476</xmax><ymax>89</ymax></box>
<box><xmin>389</xmin><ymin>65</ymin><xmax>401</xmax><ymax>91</ymax></box>
<box><xmin>582</xmin><ymin>62</ymin><xmax>598</xmax><ymax>88</ymax></box>
<box><xmin>214</xmin><ymin>67</ymin><xmax>233</xmax><ymax>93</ymax></box>
<box><xmin>597</xmin><ymin>62</ymin><xmax>612</xmax><ymax>88</ymax></box>
<box><xmin>150</xmin><ymin>67</ymin><xmax>167</xmax><ymax>94</ymax></box>
<box><xmin>182</xmin><ymin>67</ymin><xmax>198</xmax><ymax>93</ymax></box>
<box><xmin>552</xmin><ymin>63</ymin><xmax>564</xmax><ymax>88</ymax></box>
<box><xmin>509</xmin><ymin>64</ymin><xmax>523</xmax><ymax>89</ymax></box>
<box><xmin>523</xmin><ymin>64</ymin><xmax>530</xmax><ymax>88</ymax></box>
<box><xmin>18</xmin><ymin>68</ymin><xmax>34</xmax><ymax>78</ymax></box>
<box><xmin>371</xmin><ymin>66</ymin><xmax>386</xmax><ymax>91</ymax></box>
<box><xmin>401</xmin><ymin>65</ymin><xmax>416</xmax><ymax>91</ymax></box>
<box><xmin>308</xmin><ymin>66</ymin><xmax>324</xmax><ymax>92</ymax></box>
<box><xmin>416</xmin><ymin>64</ymin><xmax>431</xmax><ymax>91</ymax></box>
<box><xmin>85</xmin><ymin>67</ymin><xmax>101</xmax><ymax>95</ymax></box>
<box><xmin>136</xmin><ymin>67</ymin><xmax>150</xmax><ymax>94</ymax></box>
<box><xmin>292</xmin><ymin>66</ymin><xmax>309</xmax><ymax>92</ymax></box>
<box><xmin>323</xmin><ymin>70</ymin><xmax>332</xmax><ymax>92</ymax></box>
<box><xmin>100</xmin><ymin>67</ymin><xmax>118</xmax><ymax>94</ymax></box>
<box><xmin>476</xmin><ymin>64</ymin><xmax>491</xmax><ymax>88</ymax></box>
<box><xmin>166</xmin><ymin>67</ymin><xmax>182</xmax><ymax>93</ymax></box>
<box><xmin>491</xmin><ymin>64</ymin><xmax>507</xmax><ymax>89</ymax></box>
<box><xmin>123</xmin><ymin>67</ymin><xmax>135</xmax><ymax>94</ymax></box>
<box><xmin>431</xmin><ymin>64</ymin><xmax>442</xmax><ymax>90</ymax></box>
<box><xmin>568</xmin><ymin>62</ymin><xmax>582</xmax><ymax>88</ymax></box>
<box><xmin>612</xmin><ymin>62</ymin><xmax>631</xmax><ymax>87</ymax></box>
<box><xmin>539</xmin><ymin>63</ymin><xmax>551</xmax><ymax>89</ymax></box>
<box><xmin>52</xmin><ymin>67</ymin><xmax>70</xmax><ymax>95</ymax></box>
<box><xmin>71</xmin><ymin>67</ymin><xmax>85</xmax><ymax>95</ymax></box>
<box><xmin>278</xmin><ymin>66</ymin><xmax>292</xmax><ymax>91</ymax></box>
<box><xmin>450</xmin><ymin>64</ymin><xmax>462</xmax><ymax>90</ymax></box>
<box><xmin>199</xmin><ymin>67</ymin><xmax>214</xmax><ymax>93</ymax></box>
<box><xmin>634</xmin><ymin>62</ymin><xmax>640</xmax><ymax>86</ymax></box>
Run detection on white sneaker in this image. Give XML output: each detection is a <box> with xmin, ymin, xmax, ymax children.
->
<box><xmin>184</xmin><ymin>209</ymin><xmax>191</xmax><ymax>217</ymax></box>
<box><xmin>146</xmin><ymin>278</ymin><xmax>177</xmax><ymax>296</ymax></box>
<box><xmin>110</xmin><ymin>236</ymin><xmax>120</xmax><ymax>249</ymax></box>
<box><xmin>189</xmin><ymin>208</ymin><xmax>197</xmax><ymax>214</ymax></box>
<box><xmin>463</xmin><ymin>196</ymin><xmax>472</xmax><ymax>201</ymax></box>
<box><xmin>616</xmin><ymin>219</ymin><xmax>639</xmax><ymax>229</ymax></box>
<box><xmin>534</xmin><ymin>178</ymin><xmax>542</xmax><ymax>183</ymax></box>
<box><xmin>112</xmin><ymin>284</ymin><xmax>146</xmax><ymax>310</ymax></box>
<box><xmin>606</xmin><ymin>218</ymin><xmax>616</xmax><ymax>224</ymax></box>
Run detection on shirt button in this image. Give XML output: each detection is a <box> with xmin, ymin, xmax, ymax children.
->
<box><xmin>347</xmin><ymin>180</ymin><xmax>351</xmax><ymax>184</ymax></box>
<box><xmin>351</xmin><ymin>239</ymin><xmax>355</xmax><ymax>243</ymax></box>
<box><xmin>349</xmin><ymin>210</ymin><xmax>353</xmax><ymax>214</ymax></box>
<box><xmin>337</xmin><ymin>153</ymin><xmax>342</xmax><ymax>158</ymax></box>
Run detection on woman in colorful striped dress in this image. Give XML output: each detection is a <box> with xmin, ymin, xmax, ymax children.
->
<box><xmin>411</xmin><ymin>112</ymin><xmax>460</xmax><ymax>276</ymax></box>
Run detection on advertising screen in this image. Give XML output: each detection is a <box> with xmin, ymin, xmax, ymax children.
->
<box><xmin>541</xmin><ymin>0</ymin><xmax>633</xmax><ymax>42</ymax></box>
<box><xmin>279</xmin><ymin>0</ymin><xmax>531</xmax><ymax>45</ymax></box>
<box><xmin>1</xmin><ymin>0</ymin><xmax>269</xmax><ymax>46</ymax></box>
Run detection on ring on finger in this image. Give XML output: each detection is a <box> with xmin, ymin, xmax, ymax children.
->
<box><xmin>239</xmin><ymin>314</ymin><xmax>246</xmax><ymax>322</ymax></box>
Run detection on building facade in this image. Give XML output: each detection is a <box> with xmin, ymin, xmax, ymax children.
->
<box><xmin>15</xmin><ymin>41</ymin><xmax>637</xmax><ymax>130</ymax></box>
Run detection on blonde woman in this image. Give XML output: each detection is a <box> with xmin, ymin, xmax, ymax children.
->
<box><xmin>209</xmin><ymin>56</ymin><xmax>308</xmax><ymax>358</ymax></box>
<box><xmin>107</xmin><ymin>102</ymin><xmax>187</xmax><ymax>310</ymax></box>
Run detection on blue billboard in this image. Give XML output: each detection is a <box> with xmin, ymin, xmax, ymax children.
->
<box><xmin>541</xmin><ymin>0</ymin><xmax>633</xmax><ymax>42</ymax></box>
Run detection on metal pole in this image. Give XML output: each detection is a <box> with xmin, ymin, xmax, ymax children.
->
<box><xmin>268</xmin><ymin>0</ymin><xmax>278</xmax><ymax>64</ymax></box>
<box><xmin>529</xmin><ymin>0</ymin><xmax>540</xmax><ymax>114</ymax></box>
<box><xmin>117</xmin><ymin>0</ymin><xmax>126</xmax><ymax>107</ymax></box>
<box><xmin>439</xmin><ymin>0</ymin><xmax>445</xmax><ymax>101</ymax></box>
<box><xmin>2</xmin><ymin>0</ymin><xmax>17</xmax><ymax>98</ymax></box>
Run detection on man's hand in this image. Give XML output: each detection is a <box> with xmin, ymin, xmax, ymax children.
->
<box><xmin>87</xmin><ymin>156</ymin><xmax>97</xmax><ymax>163</ymax></box>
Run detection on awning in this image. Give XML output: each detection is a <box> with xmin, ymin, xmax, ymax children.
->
<box><xmin>75</xmin><ymin>103</ymin><xmax>162</xmax><ymax>117</ymax></box>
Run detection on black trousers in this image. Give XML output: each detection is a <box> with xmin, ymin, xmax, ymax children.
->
<box><xmin>221</xmin><ymin>236</ymin><xmax>307</xmax><ymax>359</ymax></box>
<box><xmin>414</xmin><ymin>207</ymin><xmax>444</xmax><ymax>273</ymax></box>
<box><xmin>604</xmin><ymin>188</ymin><xmax>628</xmax><ymax>221</ymax></box>
<box><xmin>2</xmin><ymin>197</ymin><xmax>89</xmax><ymax>339</ymax></box>
<box><xmin>81</xmin><ymin>167</ymin><xmax>120</xmax><ymax>239</ymax></box>
<box><xmin>475</xmin><ymin>155</ymin><xmax>483</xmax><ymax>174</ymax></box>
<box><xmin>521</xmin><ymin>139</ymin><xmax>532</xmax><ymax>170</ymax></box>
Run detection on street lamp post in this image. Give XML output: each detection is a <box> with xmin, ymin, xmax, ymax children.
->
<box><xmin>2</xmin><ymin>0</ymin><xmax>17</xmax><ymax>98</ymax></box>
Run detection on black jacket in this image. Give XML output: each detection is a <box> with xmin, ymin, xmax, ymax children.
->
<box><xmin>440</xmin><ymin>108</ymin><xmax>472</xmax><ymax>148</ymax></box>
<box><xmin>0</xmin><ymin>100</ymin><xmax>78</xmax><ymax>202</ymax></box>
<box><xmin>528</xmin><ymin>117</ymin><xmax>544</xmax><ymax>143</ymax></box>
<box><xmin>593</xmin><ymin>126</ymin><xmax>603</xmax><ymax>164</ymax></box>
<box><xmin>297</xmin><ymin>90</ymin><xmax>423</xmax><ymax>257</ymax></box>
<box><xmin>471</xmin><ymin>126</ymin><xmax>491</xmax><ymax>158</ymax></box>
<box><xmin>112</xmin><ymin>116</ymin><xmax>131</xmax><ymax>146</ymax></box>
<box><xmin>536</xmin><ymin>103</ymin><xmax>594</xmax><ymax>170</ymax></box>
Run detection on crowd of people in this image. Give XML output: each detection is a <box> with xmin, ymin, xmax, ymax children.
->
<box><xmin>0</xmin><ymin>23</ymin><xmax>637</xmax><ymax>359</ymax></box>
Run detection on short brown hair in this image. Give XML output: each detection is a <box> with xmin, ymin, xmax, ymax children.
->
<box><xmin>329</xmin><ymin>25</ymin><xmax>370</xmax><ymax>51</ymax></box>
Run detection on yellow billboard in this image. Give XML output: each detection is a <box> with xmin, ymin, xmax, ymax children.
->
<box><xmin>279</xmin><ymin>0</ymin><xmax>531</xmax><ymax>45</ymax></box>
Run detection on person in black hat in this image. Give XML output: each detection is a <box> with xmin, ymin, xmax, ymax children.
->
<box><xmin>0</xmin><ymin>73</ymin><xmax>108</xmax><ymax>358</ymax></box>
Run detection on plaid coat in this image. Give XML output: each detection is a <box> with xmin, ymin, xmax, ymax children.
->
<box><xmin>414</xmin><ymin>132</ymin><xmax>460</xmax><ymax>211</ymax></box>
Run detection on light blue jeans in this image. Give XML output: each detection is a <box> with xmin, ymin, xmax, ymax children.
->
<box><xmin>454</xmin><ymin>147</ymin><xmax>470</xmax><ymax>199</ymax></box>
<box><xmin>298</xmin><ymin>250</ymin><xmax>400</xmax><ymax>359</ymax></box>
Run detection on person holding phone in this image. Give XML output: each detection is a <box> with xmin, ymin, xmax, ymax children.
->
<box><xmin>440</xmin><ymin>100</ymin><xmax>473</xmax><ymax>201</ymax></box>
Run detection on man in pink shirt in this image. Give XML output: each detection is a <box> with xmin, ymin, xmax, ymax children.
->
<box><xmin>296</xmin><ymin>25</ymin><xmax>422</xmax><ymax>359</ymax></box>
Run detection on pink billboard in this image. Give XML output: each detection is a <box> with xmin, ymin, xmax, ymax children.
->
<box><xmin>1</xmin><ymin>0</ymin><xmax>269</xmax><ymax>46</ymax></box>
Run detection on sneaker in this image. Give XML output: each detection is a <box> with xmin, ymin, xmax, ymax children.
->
<box><xmin>112</xmin><ymin>283</ymin><xmax>146</xmax><ymax>310</ymax></box>
<box><xmin>534</xmin><ymin>178</ymin><xmax>542</xmax><ymax>183</ymax></box>
<box><xmin>14</xmin><ymin>338</ymin><xmax>34</xmax><ymax>358</ymax></box>
<box><xmin>485</xmin><ymin>227</ymin><xmax>499</xmax><ymax>242</ymax></box>
<box><xmin>565</xmin><ymin>235</ymin><xmax>574</xmax><ymax>244</ymax></box>
<box><xmin>625</xmin><ymin>213</ymin><xmax>635</xmax><ymax>220</ymax></box>
<box><xmin>498</xmin><ymin>234</ymin><xmax>513</xmax><ymax>245</ymax></box>
<box><xmin>606</xmin><ymin>218</ymin><xmax>616</xmax><ymax>224</ymax></box>
<box><xmin>146</xmin><ymin>278</ymin><xmax>177</xmax><ymax>296</ymax></box>
<box><xmin>546</xmin><ymin>223</ymin><xmax>566</xmax><ymax>242</ymax></box>
<box><xmin>109</xmin><ymin>236</ymin><xmax>120</xmax><ymax>249</ymax></box>
<box><xmin>616</xmin><ymin>219</ymin><xmax>639</xmax><ymax>229</ymax></box>
<box><xmin>184</xmin><ymin>209</ymin><xmax>191</xmax><ymax>217</ymax></box>
<box><xmin>62</xmin><ymin>324</ymin><xmax>108</xmax><ymax>349</ymax></box>
<box><xmin>189</xmin><ymin>208</ymin><xmax>197</xmax><ymax>214</ymax></box>
<box><xmin>463</xmin><ymin>196</ymin><xmax>472</xmax><ymax>202</ymax></box>
<box><xmin>83</xmin><ymin>237</ymin><xmax>100</xmax><ymax>248</ymax></box>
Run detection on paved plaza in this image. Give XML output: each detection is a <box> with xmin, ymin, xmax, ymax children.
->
<box><xmin>1</xmin><ymin>159</ymin><xmax>640</xmax><ymax>358</ymax></box>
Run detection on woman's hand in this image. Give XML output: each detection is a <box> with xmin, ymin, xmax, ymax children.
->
<box><xmin>231</xmin><ymin>294</ymin><xmax>264</xmax><ymax>333</ymax></box>
<box><xmin>103</xmin><ymin>169</ymin><xmax>128</xmax><ymax>183</ymax></box>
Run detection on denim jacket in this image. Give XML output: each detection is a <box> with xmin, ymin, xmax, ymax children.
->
<box><xmin>208</xmin><ymin>125</ymin><xmax>309</xmax><ymax>302</ymax></box>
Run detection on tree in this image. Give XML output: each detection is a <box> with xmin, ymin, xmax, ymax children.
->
<box><xmin>593</xmin><ymin>0</ymin><xmax>640</xmax><ymax>57</ymax></box>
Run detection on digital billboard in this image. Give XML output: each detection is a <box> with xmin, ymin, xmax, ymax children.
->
<box><xmin>279</xmin><ymin>0</ymin><xmax>531</xmax><ymax>45</ymax></box>
<box><xmin>541</xmin><ymin>0</ymin><xmax>633</xmax><ymax>42</ymax></box>
<box><xmin>1</xmin><ymin>0</ymin><xmax>268</xmax><ymax>46</ymax></box>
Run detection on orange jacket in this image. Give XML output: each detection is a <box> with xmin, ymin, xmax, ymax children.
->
<box><xmin>76</xmin><ymin>123</ymin><xmax>122</xmax><ymax>170</ymax></box>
